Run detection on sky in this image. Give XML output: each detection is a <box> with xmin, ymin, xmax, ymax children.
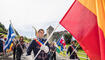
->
<box><xmin>0</xmin><ymin>0</ymin><xmax>74</xmax><ymax>38</ymax></box>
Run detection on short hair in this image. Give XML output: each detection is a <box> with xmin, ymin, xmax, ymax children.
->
<box><xmin>20</xmin><ymin>36</ymin><xmax>23</xmax><ymax>38</ymax></box>
<box><xmin>38</xmin><ymin>29</ymin><xmax>44</xmax><ymax>33</ymax></box>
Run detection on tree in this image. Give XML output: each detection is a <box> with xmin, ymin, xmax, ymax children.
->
<box><xmin>23</xmin><ymin>36</ymin><xmax>32</xmax><ymax>43</ymax></box>
<box><xmin>64</xmin><ymin>33</ymin><xmax>72</xmax><ymax>44</ymax></box>
<box><xmin>0</xmin><ymin>22</ymin><xmax>7</xmax><ymax>34</ymax></box>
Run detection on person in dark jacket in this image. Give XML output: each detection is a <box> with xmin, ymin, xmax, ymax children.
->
<box><xmin>13</xmin><ymin>38</ymin><xmax>17</xmax><ymax>60</ymax></box>
<box><xmin>67</xmin><ymin>41</ymin><xmax>79</xmax><ymax>60</ymax></box>
<box><xmin>13</xmin><ymin>41</ymin><xmax>16</xmax><ymax>60</ymax></box>
<box><xmin>0</xmin><ymin>34</ymin><xmax>4</xmax><ymax>55</ymax></box>
<box><xmin>49</xmin><ymin>42</ymin><xmax>56</xmax><ymax>60</ymax></box>
<box><xmin>27</xmin><ymin>29</ymin><xmax>50</xmax><ymax>60</ymax></box>
<box><xmin>16</xmin><ymin>36</ymin><xmax>26</xmax><ymax>60</ymax></box>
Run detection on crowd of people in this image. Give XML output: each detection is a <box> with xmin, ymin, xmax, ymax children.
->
<box><xmin>0</xmin><ymin>29</ymin><xmax>79</xmax><ymax>60</ymax></box>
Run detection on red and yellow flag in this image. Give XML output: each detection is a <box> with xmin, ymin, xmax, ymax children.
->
<box><xmin>6</xmin><ymin>43</ymin><xmax>13</xmax><ymax>53</ymax></box>
<box><xmin>60</xmin><ymin>0</ymin><xmax>105</xmax><ymax>60</ymax></box>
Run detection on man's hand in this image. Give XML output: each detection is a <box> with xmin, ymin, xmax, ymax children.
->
<box><xmin>40</xmin><ymin>45</ymin><xmax>49</xmax><ymax>53</ymax></box>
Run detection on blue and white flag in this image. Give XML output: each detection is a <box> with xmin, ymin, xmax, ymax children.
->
<box><xmin>4</xmin><ymin>24</ymin><xmax>16</xmax><ymax>51</ymax></box>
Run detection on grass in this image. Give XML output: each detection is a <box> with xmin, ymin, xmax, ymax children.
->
<box><xmin>77</xmin><ymin>50</ymin><xmax>89</xmax><ymax>60</ymax></box>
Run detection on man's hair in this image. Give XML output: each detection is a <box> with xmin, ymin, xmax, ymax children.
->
<box><xmin>20</xmin><ymin>36</ymin><xmax>23</xmax><ymax>39</ymax></box>
<box><xmin>38</xmin><ymin>29</ymin><xmax>44</xmax><ymax>33</ymax></box>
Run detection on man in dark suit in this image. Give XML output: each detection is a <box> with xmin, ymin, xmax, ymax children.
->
<box><xmin>27</xmin><ymin>29</ymin><xmax>50</xmax><ymax>60</ymax></box>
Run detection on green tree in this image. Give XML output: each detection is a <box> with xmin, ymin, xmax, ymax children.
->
<box><xmin>64</xmin><ymin>33</ymin><xmax>72</xmax><ymax>44</ymax></box>
<box><xmin>23</xmin><ymin>36</ymin><xmax>32</xmax><ymax>43</ymax></box>
<box><xmin>0</xmin><ymin>22</ymin><xmax>7</xmax><ymax>34</ymax></box>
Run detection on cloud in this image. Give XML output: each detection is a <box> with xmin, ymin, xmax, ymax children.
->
<box><xmin>0</xmin><ymin>0</ymin><xmax>74</xmax><ymax>38</ymax></box>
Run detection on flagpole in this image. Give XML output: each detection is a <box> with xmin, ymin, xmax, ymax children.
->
<box><xmin>33</xmin><ymin>24</ymin><xmax>60</xmax><ymax>60</ymax></box>
<box><xmin>10</xmin><ymin>20</ymin><xmax>24</xmax><ymax>52</ymax></box>
<box><xmin>32</xmin><ymin>26</ymin><xmax>38</xmax><ymax>38</ymax></box>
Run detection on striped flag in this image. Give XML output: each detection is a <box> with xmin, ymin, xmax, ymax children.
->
<box><xmin>4</xmin><ymin>24</ymin><xmax>16</xmax><ymax>51</ymax></box>
<box><xmin>34</xmin><ymin>39</ymin><xmax>44</xmax><ymax>47</ymax></box>
<box><xmin>57</xmin><ymin>38</ymin><xmax>64</xmax><ymax>51</ymax></box>
<box><xmin>60</xmin><ymin>0</ymin><xmax>105</xmax><ymax>60</ymax></box>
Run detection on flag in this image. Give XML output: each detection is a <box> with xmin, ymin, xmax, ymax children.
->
<box><xmin>59</xmin><ymin>36</ymin><xmax>66</xmax><ymax>49</ymax></box>
<box><xmin>54</xmin><ymin>42</ymin><xmax>60</xmax><ymax>53</ymax></box>
<box><xmin>57</xmin><ymin>38</ymin><xmax>61</xmax><ymax>46</ymax></box>
<box><xmin>59</xmin><ymin>0</ymin><xmax>105</xmax><ymax>60</ymax></box>
<box><xmin>9</xmin><ymin>43</ymin><xmax>13</xmax><ymax>51</ymax></box>
<box><xmin>6</xmin><ymin>43</ymin><xmax>13</xmax><ymax>53</ymax></box>
<box><xmin>57</xmin><ymin>38</ymin><xmax>64</xmax><ymax>51</ymax></box>
<box><xmin>4</xmin><ymin>24</ymin><xmax>16</xmax><ymax>51</ymax></box>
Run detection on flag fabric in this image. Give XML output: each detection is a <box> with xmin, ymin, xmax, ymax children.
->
<box><xmin>4</xmin><ymin>24</ymin><xmax>16</xmax><ymax>51</ymax></box>
<box><xmin>57</xmin><ymin>38</ymin><xmax>61</xmax><ymax>46</ymax></box>
<box><xmin>54</xmin><ymin>42</ymin><xmax>60</xmax><ymax>53</ymax></box>
<box><xmin>6</xmin><ymin>43</ymin><xmax>13</xmax><ymax>53</ymax></box>
<box><xmin>34</xmin><ymin>39</ymin><xmax>44</xmax><ymax>47</ymax></box>
<box><xmin>56</xmin><ymin>47</ymin><xmax>60</xmax><ymax>53</ymax></box>
<box><xmin>9</xmin><ymin>43</ymin><xmax>13</xmax><ymax>51</ymax></box>
<box><xmin>60</xmin><ymin>44</ymin><xmax>64</xmax><ymax>51</ymax></box>
<box><xmin>59</xmin><ymin>36</ymin><xmax>66</xmax><ymax>49</ymax></box>
<box><xmin>59</xmin><ymin>0</ymin><xmax>105</xmax><ymax>60</ymax></box>
<box><xmin>57</xmin><ymin>38</ymin><xmax>64</xmax><ymax>51</ymax></box>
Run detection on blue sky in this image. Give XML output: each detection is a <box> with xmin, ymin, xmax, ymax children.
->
<box><xmin>0</xmin><ymin>0</ymin><xmax>74</xmax><ymax>38</ymax></box>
